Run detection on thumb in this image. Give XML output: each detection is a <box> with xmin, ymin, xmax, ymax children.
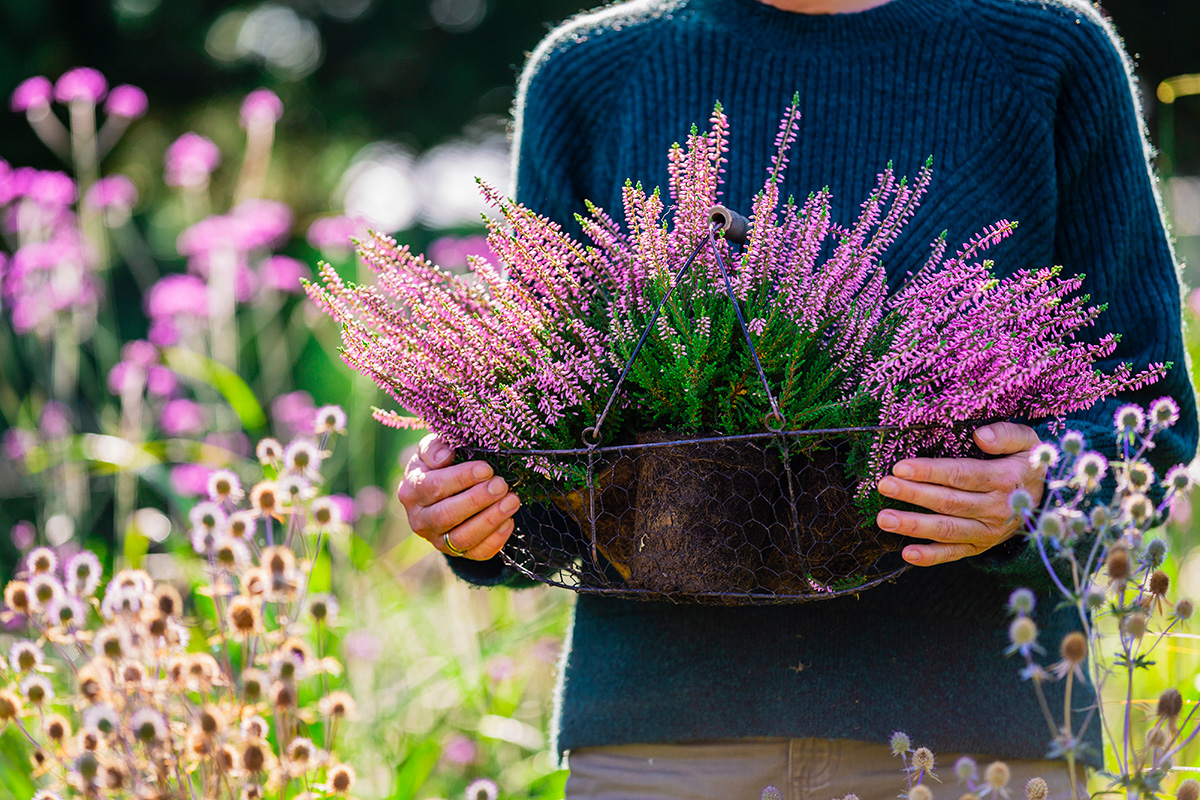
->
<box><xmin>973</xmin><ymin>421</ymin><xmax>1040</xmax><ymax>455</ymax></box>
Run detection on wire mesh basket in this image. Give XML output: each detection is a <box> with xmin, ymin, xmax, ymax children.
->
<box><xmin>461</xmin><ymin>207</ymin><xmax>984</xmax><ymax>604</ymax></box>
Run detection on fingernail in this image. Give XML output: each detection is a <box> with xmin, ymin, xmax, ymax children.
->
<box><xmin>892</xmin><ymin>462</ymin><xmax>913</xmax><ymax>479</ymax></box>
<box><xmin>903</xmin><ymin>547</ymin><xmax>923</xmax><ymax>565</ymax></box>
<box><xmin>500</xmin><ymin>494</ymin><xmax>520</xmax><ymax>514</ymax></box>
<box><xmin>878</xmin><ymin>477</ymin><xmax>899</xmax><ymax>495</ymax></box>
<box><xmin>977</xmin><ymin>427</ymin><xmax>996</xmax><ymax>443</ymax></box>
<box><xmin>487</xmin><ymin>476</ymin><xmax>507</xmax><ymax>496</ymax></box>
<box><xmin>472</xmin><ymin>462</ymin><xmax>492</xmax><ymax>481</ymax></box>
<box><xmin>878</xmin><ymin>511</ymin><xmax>899</xmax><ymax>530</ymax></box>
<box><xmin>434</xmin><ymin>448</ymin><xmax>451</xmax><ymax>465</ymax></box>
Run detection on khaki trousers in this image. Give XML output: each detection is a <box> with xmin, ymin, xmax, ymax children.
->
<box><xmin>565</xmin><ymin>739</ymin><xmax>1086</xmax><ymax>800</ymax></box>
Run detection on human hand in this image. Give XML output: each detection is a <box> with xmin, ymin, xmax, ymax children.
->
<box><xmin>397</xmin><ymin>433</ymin><xmax>521</xmax><ymax>560</ymax></box>
<box><xmin>875</xmin><ymin>421</ymin><xmax>1046</xmax><ymax>567</ymax></box>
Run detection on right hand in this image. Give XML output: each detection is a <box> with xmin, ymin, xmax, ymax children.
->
<box><xmin>397</xmin><ymin>433</ymin><xmax>521</xmax><ymax>560</ymax></box>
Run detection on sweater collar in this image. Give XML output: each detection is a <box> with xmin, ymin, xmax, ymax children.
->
<box><xmin>688</xmin><ymin>0</ymin><xmax>955</xmax><ymax>47</ymax></box>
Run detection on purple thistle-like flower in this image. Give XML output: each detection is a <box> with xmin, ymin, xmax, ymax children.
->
<box><xmin>145</xmin><ymin>273</ymin><xmax>208</xmax><ymax>319</ymax></box>
<box><xmin>159</xmin><ymin>398</ymin><xmax>207</xmax><ymax>437</ymax></box>
<box><xmin>164</xmin><ymin>132</ymin><xmax>221</xmax><ymax>188</ymax></box>
<box><xmin>259</xmin><ymin>255</ymin><xmax>308</xmax><ymax>293</ymax></box>
<box><xmin>84</xmin><ymin>174</ymin><xmax>138</xmax><ymax>213</ymax></box>
<box><xmin>53</xmin><ymin>68</ymin><xmax>107</xmax><ymax>104</ymax></box>
<box><xmin>10</xmin><ymin>76</ymin><xmax>52</xmax><ymax>112</ymax></box>
<box><xmin>104</xmin><ymin>84</ymin><xmax>147</xmax><ymax>119</ymax></box>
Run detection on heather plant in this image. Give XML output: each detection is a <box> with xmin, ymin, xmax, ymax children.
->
<box><xmin>1005</xmin><ymin>401</ymin><xmax>1197</xmax><ymax>800</ymax></box>
<box><xmin>0</xmin><ymin>411</ymin><xmax>362</xmax><ymax>800</ymax></box>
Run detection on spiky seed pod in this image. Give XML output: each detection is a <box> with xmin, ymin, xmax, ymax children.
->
<box><xmin>242</xmin><ymin>670</ymin><xmax>268</xmax><ymax>703</ymax></box>
<box><xmin>1121</xmin><ymin>612</ymin><xmax>1148</xmax><ymax>640</ymax></box>
<box><xmin>909</xmin><ymin>786</ymin><xmax>933</xmax><ymax>800</ymax></box>
<box><xmin>44</xmin><ymin>713</ymin><xmax>71</xmax><ymax>742</ymax></box>
<box><xmin>21</xmin><ymin>675</ymin><xmax>53</xmax><ymax>705</ymax></box>
<box><xmin>1149</xmin><ymin>570</ymin><xmax>1170</xmax><ymax>598</ymax></box>
<box><xmin>270</xmin><ymin>680</ymin><xmax>297</xmax><ymax>710</ymax></box>
<box><xmin>241</xmin><ymin>741</ymin><xmax>267</xmax><ymax>773</ymax></box>
<box><xmin>307</xmin><ymin>594</ymin><xmax>337</xmax><ymax>624</ymax></box>
<box><xmin>1178</xmin><ymin>780</ymin><xmax>1200</xmax><ymax>800</ymax></box>
<box><xmin>314</xmin><ymin>405</ymin><xmax>347</xmax><ymax>435</ymax></box>
<box><xmin>154</xmin><ymin>584</ymin><xmax>183</xmax><ymax>617</ymax></box>
<box><xmin>911</xmin><ymin>747</ymin><xmax>935</xmax><ymax>773</ymax></box>
<box><xmin>890</xmin><ymin>730</ymin><xmax>912</xmax><ymax>755</ymax></box>
<box><xmin>256</xmin><ymin>437</ymin><xmax>283</xmax><ymax>465</ymax></box>
<box><xmin>262</xmin><ymin>546</ymin><xmax>295</xmax><ymax>575</ymax></box>
<box><xmin>1106</xmin><ymin>547</ymin><xmax>1130</xmax><ymax>581</ymax></box>
<box><xmin>229</xmin><ymin>511</ymin><xmax>257</xmax><ymax>540</ymax></box>
<box><xmin>78</xmin><ymin>729</ymin><xmax>99</xmax><ymax>752</ymax></box>
<box><xmin>1007</xmin><ymin>588</ymin><xmax>1035</xmax><ymax>616</ymax></box>
<box><xmin>76</xmin><ymin>752</ymin><xmax>100</xmax><ymax>780</ymax></box>
<box><xmin>984</xmin><ymin>762</ymin><xmax>1010</xmax><ymax>790</ymax></box>
<box><xmin>166</xmin><ymin>656</ymin><xmax>188</xmax><ymax>685</ymax></box>
<box><xmin>5</xmin><ymin>581</ymin><xmax>32</xmax><ymax>614</ymax></box>
<box><xmin>10</xmin><ymin>640</ymin><xmax>43</xmax><ymax>672</ymax></box>
<box><xmin>208</xmin><ymin>469</ymin><xmax>245</xmax><ymax>503</ymax></box>
<box><xmin>146</xmin><ymin>613</ymin><xmax>169</xmax><ymax>638</ymax></box>
<box><xmin>94</xmin><ymin>626</ymin><xmax>127</xmax><ymax>660</ymax></box>
<box><xmin>327</xmin><ymin>763</ymin><xmax>356</xmax><ymax>795</ymax></box>
<box><xmin>1158</xmin><ymin>688</ymin><xmax>1184</xmax><ymax>720</ymax></box>
<box><xmin>228</xmin><ymin>595</ymin><xmax>261</xmax><ymax>635</ymax></box>
<box><xmin>216</xmin><ymin>745</ymin><xmax>236</xmax><ymax>772</ymax></box>
<box><xmin>187</xmin><ymin>653</ymin><xmax>220</xmax><ymax>688</ymax></box>
<box><xmin>465</xmin><ymin>780</ymin><xmax>498</xmax><ymax>800</ymax></box>
<box><xmin>1060</xmin><ymin>631</ymin><xmax>1087</xmax><ymax>664</ymax></box>
<box><xmin>130</xmin><ymin>709</ymin><xmax>168</xmax><ymax>744</ymax></box>
<box><xmin>250</xmin><ymin>482</ymin><xmax>280</xmax><ymax>516</ymax></box>
<box><xmin>77</xmin><ymin>664</ymin><xmax>105</xmax><ymax>701</ymax></box>
<box><xmin>187</xmin><ymin>727</ymin><xmax>215</xmax><ymax>757</ymax></box>
<box><xmin>286</xmin><ymin>737</ymin><xmax>316</xmax><ymax>768</ymax></box>
<box><xmin>954</xmin><ymin>756</ymin><xmax>977</xmax><ymax>782</ymax></box>
<box><xmin>103</xmin><ymin>762</ymin><xmax>128</xmax><ymax>790</ymax></box>
<box><xmin>199</xmin><ymin>704</ymin><xmax>226</xmax><ymax>736</ymax></box>
<box><xmin>1176</xmin><ymin>599</ymin><xmax>1194</xmax><ymax>622</ymax></box>
<box><xmin>1024</xmin><ymin>778</ymin><xmax>1048</xmax><ymax>800</ymax></box>
<box><xmin>122</xmin><ymin>661</ymin><xmax>149</xmax><ymax>690</ymax></box>
<box><xmin>27</xmin><ymin>547</ymin><xmax>57</xmax><ymax>574</ymax></box>
<box><xmin>84</xmin><ymin>705</ymin><xmax>119</xmax><ymax>735</ymax></box>
<box><xmin>0</xmin><ymin>689</ymin><xmax>23</xmax><ymax>721</ymax></box>
<box><xmin>32</xmin><ymin>790</ymin><xmax>64</xmax><ymax>800</ymax></box>
<box><xmin>243</xmin><ymin>568</ymin><xmax>269</xmax><ymax>597</ymax></box>
<box><xmin>1146</xmin><ymin>726</ymin><xmax>1169</xmax><ymax>749</ymax></box>
<box><xmin>1008</xmin><ymin>617</ymin><xmax>1038</xmax><ymax>648</ymax></box>
<box><xmin>242</xmin><ymin>715</ymin><xmax>270</xmax><ymax>740</ymax></box>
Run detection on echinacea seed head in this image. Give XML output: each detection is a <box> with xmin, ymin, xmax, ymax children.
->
<box><xmin>1060</xmin><ymin>631</ymin><xmax>1087</xmax><ymax>664</ymax></box>
<box><xmin>1177</xmin><ymin>780</ymin><xmax>1200</xmax><ymax>800</ymax></box>
<box><xmin>985</xmin><ymin>761</ymin><xmax>1011</xmax><ymax>789</ymax></box>
<box><xmin>1157</xmin><ymin>688</ymin><xmax>1183</xmax><ymax>720</ymax></box>
<box><xmin>1024</xmin><ymin>777</ymin><xmax>1048</xmax><ymax>800</ymax></box>
<box><xmin>890</xmin><ymin>730</ymin><xmax>911</xmax><ymax>755</ymax></box>
<box><xmin>910</xmin><ymin>785</ymin><xmax>933</xmax><ymax>800</ymax></box>
<box><xmin>954</xmin><ymin>756</ymin><xmax>977</xmax><ymax>782</ymax></box>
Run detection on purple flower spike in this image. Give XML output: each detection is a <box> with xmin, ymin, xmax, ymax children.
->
<box><xmin>104</xmin><ymin>84</ymin><xmax>148</xmax><ymax>119</ymax></box>
<box><xmin>306</xmin><ymin>215</ymin><xmax>363</xmax><ymax>252</ymax></box>
<box><xmin>84</xmin><ymin>175</ymin><xmax>138</xmax><ymax>213</ymax></box>
<box><xmin>164</xmin><ymin>132</ymin><xmax>221</xmax><ymax>188</ymax></box>
<box><xmin>53</xmin><ymin>68</ymin><xmax>108</xmax><ymax>104</ymax></box>
<box><xmin>260</xmin><ymin>255</ymin><xmax>308</xmax><ymax>293</ymax></box>
<box><xmin>239</xmin><ymin>88</ymin><xmax>284</xmax><ymax>128</ymax></box>
<box><xmin>10</xmin><ymin>76</ymin><xmax>53</xmax><ymax>112</ymax></box>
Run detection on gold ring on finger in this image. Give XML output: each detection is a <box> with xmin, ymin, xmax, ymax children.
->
<box><xmin>443</xmin><ymin>532</ymin><xmax>468</xmax><ymax>557</ymax></box>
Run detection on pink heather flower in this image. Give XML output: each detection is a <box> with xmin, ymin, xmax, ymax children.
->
<box><xmin>159</xmin><ymin>398</ymin><xmax>207</xmax><ymax>437</ymax></box>
<box><xmin>203</xmin><ymin>430</ymin><xmax>251</xmax><ymax>458</ymax></box>
<box><xmin>239</xmin><ymin>88</ymin><xmax>283</xmax><ymax>128</ymax></box>
<box><xmin>146</xmin><ymin>365</ymin><xmax>178</xmax><ymax>397</ymax></box>
<box><xmin>147</xmin><ymin>318</ymin><xmax>179</xmax><ymax>347</ymax></box>
<box><xmin>164</xmin><ymin>132</ymin><xmax>221</xmax><ymax>188</ymax></box>
<box><xmin>10</xmin><ymin>76</ymin><xmax>53</xmax><ymax>112</ymax></box>
<box><xmin>170</xmin><ymin>463</ymin><xmax>214</xmax><ymax>497</ymax></box>
<box><xmin>106</xmin><ymin>360</ymin><xmax>144</xmax><ymax>396</ymax></box>
<box><xmin>39</xmin><ymin>402</ymin><xmax>73</xmax><ymax>439</ymax></box>
<box><xmin>83</xmin><ymin>175</ymin><xmax>138</xmax><ymax>213</ymax></box>
<box><xmin>27</xmin><ymin>171</ymin><xmax>77</xmax><ymax>208</ymax></box>
<box><xmin>10</xmin><ymin>520</ymin><xmax>36</xmax><ymax>551</ymax></box>
<box><xmin>145</xmin><ymin>273</ymin><xmax>208</xmax><ymax>319</ymax></box>
<box><xmin>103</xmin><ymin>84</ymin><xmax>147</xmax><ymax>119</ymax></box>
<box><xmin>121</xmin><ymin>338</ymin><xmax>157</xmax><ymax>367</ymax></box>
<box><xmin>53</xmin><ymin>68</ymin><xmax>107</xmax><ymax>104</ymax></box>
<box><xmin>271</xmin><ymin>391</ymin><xmax>316</xmax><ymax>439</ymax></box>
<box><xmin>229</xmin><ymin>199</ymin><xmax>292</xmax><ymax>250</ymax></box>
<box><xmin>306</xmin><ymin>215</ymin><xmax>363</xmax><ymax>252</ymax></box>
<box><xmin>3</xmin><ymin>428</ymin><xmax>36</xmax><ymax>461</ymax></box>
<box><xmin>442</xmin><ymin>734</ymin><xmax>478</xmax><ymax>766</ymax></box>
<box><xmin>427</xmin><ymin>233</ymin><xmax>497</xmax><ymax>270</ymax></box>
<box><xmin>259</xmin><ymin>255</ymin><xmax>308</xmax><ymax>293</ymax></box>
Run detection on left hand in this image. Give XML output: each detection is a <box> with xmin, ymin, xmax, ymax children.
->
<box><xmin>875</xmin><ymin>421</ymin><xmax>1046</xmax><ymax>567</ymax></box>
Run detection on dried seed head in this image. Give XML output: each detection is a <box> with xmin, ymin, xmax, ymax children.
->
<box><xmin>1158</xmin><ymin>688</ymin><xmax>1184</xmax><ymax>720</ymax></box>
<box><xmin>78</xmin><ymin>729</ymin><xmax>99</xmax><ymax>752</ymax></box>
<box><xmin>44</xmin><ymin>713</ymin><xmax>70</xmax><ymax>742</ymax></box>
<box><xmin>319</xmin><ymin>691</ymin><xmax>356</xmax><ymax>719</ymax></box>
<box><xmin>1146</xmin><ymin>539</ymin><xmax>1168</xmax><ymax>568</ymax></box>
<box><xmin>84</xmin><ymin>705</ymin><xmax>119</xmax><ymax>735</ymax></box>
<box><xmin>1175</xmin><ymin>599</ymin><xmax>1194</xmax><ymax>622</ymax></box>
<box><xmin>242</xmin><ymin>670</ymin><xmax>268</xmax><ymax>703</ymax></box>
<box><xmin>228</xmin><ymin>595</ymin><xmax>260</xmax><ymax>634</ymax></box>
<box><xmin>1024</xmin><ymin>777</ymin><xmax>1048</xmax><ymax>800</ymax></box>
<box><xmin>199</xmin><ymin>704</ymin><xmax>226</xmax><ymax>735</ymax></box>
<box><xmin>270</xmin><ymin>680</ymin><xmax>297</xmax><ymax>709</ymax></box>
<box><xmin>1107</xmin><ymin>547</ymin><xmax>1130</xmax><ymax>581</ymax></box>
<box><xmin>984</xmin><ymin>761</ymin><xmax>1011</xmax><ymax>789</ymax></box>
<box><xmin>250</xmin><ymin>482</ymin><xmax>279</xmax><ymax>515</ymax></box>
<box><xmin>130</xmin><ymin>709</ymin><xmax>168</xmax><ymax>744</ymax></box>
<box><xmin>10</xmin><ymin>640</ymin><xmax>44</xmax><ymax>673</ymax></box>
<box><xmin>910</xmin><ymin>786</ymin><xmax>933</xmax><ymax>800</ymax></box>
<box><xmin>1178</xmin><ymin>780</ymin><xmax>1200</xmax><ymax>800</ymax></box>
<box><xmin>122</xmin><ymin>661</ymin><xmax>149</xmax><ymax>689</ymax></box>
<box><xmin>0</xmin><ymin>689</ymin><xmax>23</xmax><ymax>720</ymax></box>
<box><xmin>328</xmin><ymin>763</ymin><xmax>356</xmax><ymax>794</ymax></box>
<box><xmin>154</xmin><ymin>584</ymin><xmax>183</xmax><ymax>617</ymax></box>
<box><xmin>1149</xmin><ymin>570</ymin><xmax>1170</xmax><ymax>598</ymax></box>
<box><xmin>1124</xmin><ymin>493</ymin><xmax>1154</xmax><ymax>525</ymax></box>
<box><xmin>465</xmin><ymin>778</ymin><xmax>498</xmax><ymax>800</ymax></box>
<box><xmin>1121</xmin><ymin>612</ymin><xmax>1148</xmax><ymax>640</ymax></box>
<box><xmin>286</xmin><ymin>737</ymin><xmax>315</xmax><ymax>766</ymax></box>
<box><xmin>256</xmin><ymin>437</ymin><xmax>283</xmax><ymax>464</ymax></box>
<box><xmin>1007</xmin><ymin>588</ymin><xmax>1036</xmax><ymax>616</ymax></box>
<box><xmin>307</xmin><ymin>593</ymin><xmax>338</xmax><ymax>624</ymax></box>
<box><xmin>241</xmin><ymin>741</ymin><xmax>267</xmax><ymax>773</ymax></box>
<box><xmin>4</xmin><ymin>581</ymin><xmax>31</xmax><ymax>614</ymax></box>
<box><xmin>890</xmin><ymin>731</ymin><xmax>911</xmax><ymax>755</ymax></box>
<box><xmin>1009</xmin><ymin>617</ymin><xmax>1038</xmax><ymax>648</ymax></box>
<box><xmin>32</xmin><ymin>790</ymin><xmax>64</xmax><ymax>800</ymax></box>
<box><xmin>1060</xmin><ymin>631</ymin><xmax>1087</xmax><ymax>664</ymax></box>
<box><xmin>262</xmin><ymin>546</ymin><xmax>295</xmax><ymax>575</ymax></box>
<box><xmin>312</xmin><ymin>497</ymin><xmax>340</xmax><ymax>527</ymax></box>
<box><xmin>1084</xmin><ymin>586</ymin><xmax>1107</xmax><ymax>609</ymax></box>
<box><xmin>27</xmin><ymin>547</ymin><xmax>57</xmax><ymax>575</ymax></box>
<box><xmin>94</xmin><ymin>626</ymin><xmax>126</xmax><ymax>660</ymax></box>
<box><xmin>77</xmin><ymin>664</ymin><xmax>105</xmax><ymax>701</ymax></box>
<box><xmin>760</xmin><ymin>789</ymin><xmax>782</xmax><ymax>800</ymax></box>
<box><xmin>314</xmin><ymin>405</ymin><xmax>347</xmax><ymax>435</ymax></box>
<box><xmin>242</xmin><ymin>715</ymin><xmax>270</xmax><ymax>740</ymax></box>
<box><xmin>911</xmin><ymin>747</ymin><xmax>935</xmax><ymax>773</ymax></box>
<box><xmin>21</xmin><ymin>675</ymin><xmax>53</xmax><ymax>705</ymax></box>
<box><xmin>954</xmin><ymin>756</ymin><xmax>977</xmax><ymax>782</ymax></box>
<box><xmin>76</xmin><ymin>752</ymin><xmax>100</xmax><ymax>780</ymax></box>
<box><xmin>146</xmin><ymin>613</ymin><xmax>168</xmax><ymax>638</ymax></box>
<box><xmin>1060</xmin><ymin>431</ymin><xmax>1086</xmax><ymax>455</ymax></box>
<box><xmin>103</xmin><ymin>763</ymin><xmax>127</xmax><ymax>790</ymax></box>
<box><xmin>216</xmin><ymin>745</ymin><xmax>236</xmax><ymax>772</ymax></box>
<box><xmin>1146</xmin><ymin>726</ymin><xmax>1169</xmax><ymax>749</ymax></box>
<box><xmin>1008</xmin><ymin>489</ymin><xmax>1034</xmax><ymax>514</ymax></box>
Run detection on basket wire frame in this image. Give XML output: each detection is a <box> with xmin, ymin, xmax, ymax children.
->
<box><xmin>467</xmin><ymin>211</ymin><xmax>924</xmax><ymax>605</ymax></box>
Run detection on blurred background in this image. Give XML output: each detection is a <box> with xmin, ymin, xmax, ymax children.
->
<box><xmin>0</xmin><ymin>1</ymin><xmax>1198</xmax><ymax>798</ymax></box>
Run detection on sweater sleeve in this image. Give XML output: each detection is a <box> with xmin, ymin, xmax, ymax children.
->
<box><xmin>970</xmin><ymin>8</ymin><xmax>1199</xmax><ymax>586</ymax></box>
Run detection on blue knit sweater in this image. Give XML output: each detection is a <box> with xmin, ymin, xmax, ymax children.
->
<box><xmin>448</xmin><ymin>0</ymin><xmax>1199</xmax><ymax>767</ymax></box>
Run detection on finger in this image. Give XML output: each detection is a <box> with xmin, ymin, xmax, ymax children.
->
<box><xmin>464</xmin><ymin>518</ymin><xmax>516</xmax><ymax>561</ymax></box>
<box><xmin>901</xmin><ymin>541</ymin><xmax>983</xmax><ymax>567</ymax></box>
<box><xmin>877</xmin><ymin>476</ymin><xmax>993</xmax><ymax>519</ymax></box>
<box><xmin>973</xmin><ymin>421</ymin><xmax>1040</xmax><ymax>456</ymax></box>
<box><xmin>876</xmin><ymin>508</ymin><xmax>993</xmax><ymax>544</ymax></box>
<box><xmin>889</xmin><ymin>457</ymin><xmax>1020</xmax><ymax>493</ymax></box>
<box><xmin>404</xmin><ymin>460</ymin><xmax>495</xmax><ymax>510</ymax></box>
<box><xmin>417</xmin><ymin>433</ymin><xmax>455</xmax><ymax>469</ymax></box>
<box><xmin>434</xmin><ymin>496</ymin><xmax>521</xmax><ymax>556</ymax></box>
<box><xmin>413</xmin><ymin>476</ymin><xmax>515</xmax><ymax>537</ymax></box>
